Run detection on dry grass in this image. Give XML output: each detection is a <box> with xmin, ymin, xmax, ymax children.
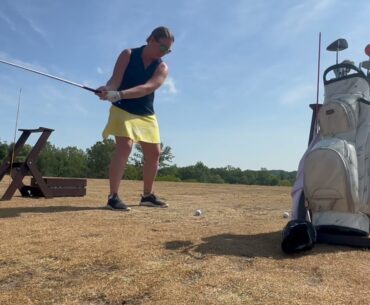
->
<box><xmin>1</xmin><ymin>177</ymin><xmax>370</xmax><ymax>305</ymax></box>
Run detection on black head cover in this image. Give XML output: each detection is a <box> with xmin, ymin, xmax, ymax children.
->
<box><xmin>281</xmin><ymin>219</ymin><xmax>317</xmax><ymax>254</ymax></box>
<box><xmin>326</xmin><ymin>38</ymin><xmax>348</xmax><ymax>51</ymax></box>
<box><xmin>361</xmin><ymin>60</ymin><xmax>370</xmax><ymax>70</ymax></box>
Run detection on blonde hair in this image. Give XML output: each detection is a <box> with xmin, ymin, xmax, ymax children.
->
<box><xmin>146</xmin><ymin>26</ymin><xmax>174</xmax><ymax>43</ymax></box>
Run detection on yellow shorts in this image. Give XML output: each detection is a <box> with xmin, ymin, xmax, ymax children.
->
<box><xmin>102</xmin><ymin>106</ymin><xmax>160</xmax><ymax>143</ymax></box>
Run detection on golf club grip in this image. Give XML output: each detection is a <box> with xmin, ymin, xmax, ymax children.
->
<box><xmin>83</xmin><ymin>86</ymin><xmax>101</xmax><ymax>94</ymax></box>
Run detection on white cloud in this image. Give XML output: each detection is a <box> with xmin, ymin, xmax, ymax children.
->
<box><xmin>0</xmin><ymin>10</ymin><xmax>16</xmax><ymax>31</ymax></box>
<box><xmin>73</xmin><ymin>102</ymin><xmax>89</xmax><ymax>116</ymax></box>
<box><xmin>0</xmin><ymin>52</ymin><xmax>50</xmax><ymax>74</ymax></box>
<box><xmin>25</xmin><ymin>17</ymin><xmax>47</xmax><ymax>40</ymax></box>
<box><xmin>280</xmin><ymin>83</ymin><xmax>316</xmax><ymax>106</ymax></box>
<box><xmin>275</xmin><ymin>0</ymin><xmax>335</xmax><ymax>35</ymax></box>
<box><xmin>159</xmin><ymin>77</ymin><xmax>178</xmax><ymax>95</ymax></box>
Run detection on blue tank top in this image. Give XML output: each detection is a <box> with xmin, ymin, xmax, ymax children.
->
<box><xmin>113</xmin><ymin>46</ymin><xmax>162</xmax><ymax>115</ymax></box>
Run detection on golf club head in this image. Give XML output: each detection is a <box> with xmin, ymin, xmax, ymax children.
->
<box><xmin>333</xmin><ymin>60</ymin><xmax>353</xmax><ymax>78</ymax></box>
<box><xmin>326</xmin><ymin>38</ymin><xmax>348</xmax><ymax>52</ymax></box>
<box><xmin>360</xmin><ymin>60</ymin><xmax>370</xmax><ymax>71</ymax></box>
<box><xmin>360</xmin><ymin>60</ymin><xmax>370</xmax><ymax>78</ymax></box>
<box><xmin>365</xmin><ymin>44</ymin><xmax>370</xmax><ymax>57</ymax></box>
<box><xmin>327</xmin><ymin>39</ymin><xmax>348</xmax><ymax>65</ymax></box>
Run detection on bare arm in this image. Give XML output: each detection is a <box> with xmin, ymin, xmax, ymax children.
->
<box><xmin>118</xmin><ymin>62</ymin><xmax>169</xmax><ymax>99</ymax></box>
<box><xmin>95</xmin><ymin>49</ymin><xmax>131</xmax><ymax>97</ymax></box>
<box><xmin>100</xmin><ymin>61</ymin><xmax>169</xmax><ymax>102</ymax></box>
<box><xmin>106</xmin><ymin>49</ymin><xmax>131</xmax><ymax>90</ymax></box>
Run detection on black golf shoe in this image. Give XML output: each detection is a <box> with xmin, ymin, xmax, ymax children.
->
<box><xmin>106</xmin><ymin>194</ymin><xmax>131</xmax><ymax>211</ymax></box>
<box><xmin>139</xmin><ymin>193</ymin><xmax>168</xmax><ymax>208</ymax></box>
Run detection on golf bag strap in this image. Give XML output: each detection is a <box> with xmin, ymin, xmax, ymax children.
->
<box><xmin>358</xmin><ymin>97</ymin><xmax>370</xmax><ymax>106</ymax></box>
<box><xmin>317</xmin><ymin>233</ymin><xmax>370</xmax><ymax>248</ymax></box>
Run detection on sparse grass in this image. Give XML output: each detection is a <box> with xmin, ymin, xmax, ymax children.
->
<box><xmin>1</xmin><ymin>177</ymin><xmax>370</xmax><ymax>304</ymax></box>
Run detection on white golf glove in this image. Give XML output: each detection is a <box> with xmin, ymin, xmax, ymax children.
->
<box><xmin>106</xmin><ymin>91</ymin><xmax>121</xmax><ymax>102</ymax></box>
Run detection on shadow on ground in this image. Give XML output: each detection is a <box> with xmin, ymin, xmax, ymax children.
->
<box><xmin>165</xmin><ymin>232</ymin><xmax>283</xmax><ymax>259</ymax></box>
<box><xmin>165</xmin><ymin>231</ymin><xmax>354</xmax><ymax>259</ymax></box>
<box><xmin>0</xmin><ymin>205</ymin><xmax>104</xmax><ymax>218</ymax></box>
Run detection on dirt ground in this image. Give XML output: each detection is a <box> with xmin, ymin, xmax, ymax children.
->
<box><xmin>1</xmin><ymin>177</ymin><xmax>370</xmax><ymax>305</ymax></box>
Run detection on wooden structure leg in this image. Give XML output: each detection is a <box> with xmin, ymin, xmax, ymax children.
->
<box><xmin>0</xmin><ymin>127</ymin><xmax>54</xmax><ymax>200</ymax></box>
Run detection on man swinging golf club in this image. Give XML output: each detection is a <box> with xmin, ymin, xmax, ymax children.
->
<box><xmin>96</xmin><ymin>26</ymin><xmax>174</xmax><ymax>211</ymax></box>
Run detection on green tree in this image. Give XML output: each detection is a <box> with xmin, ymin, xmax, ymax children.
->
<box><xmin>86</xmin><ymin>139</ymin><xmax>116</xmax><ymax>178</ymax></box>
<box><xmin>211</xmin><ymin>165</ymin><xmax>243</xmax><ymax>184</ymax></box>
<box><xmin>0</xmin><ymin>141</ymin><xmax>9</xmax><ymax>162</ymax></box>
<box><xmin>157</xmin><ymin>165</ymin><xmax>180</xmax><ymax>181</ymax></box>
<box><xmin>123</xmin><ymin>164</ymin><xmax>141</xmax><ymax>180</ymax></box>
<box><xmin>37</xmin><ymin>142</ymin><xmax>60</xmax><ymax>176</ymax></box>
<box><xmin>130</xmin><ymin>143</ymin><xmax>174</xmax><ymax>169</ymax></box>
<box><xmin>59</xmin><ymin>146</ymin><xmax>87</xmax><ymax>177</ymax></box>
<box><xmin>242</xmin><ymin>170</ymin><xmax>257</xmax><ymax>185</ymax></box>
<box><xmin>177</xmin><ymin>162</ymin><xmax>224</xmax><ymax>183</ymax></box>
<box><xmin>37</xmin><ymin>143</ymin><xmax>87</xmax><ymax>177</ymax></box>
<box><xmin>6</xmin><ymin>143</ymin><xmax>33</xmax><ymax>163</ymax></box>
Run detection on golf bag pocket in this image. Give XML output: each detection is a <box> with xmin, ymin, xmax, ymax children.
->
<box><xmin>318</xmin><ymin>99</ymin><xmax>358</xmax><ymax>136</ymax></box>
<box><xmin>356</xmin><ymin>128</ymin><xmax>370</xmax><ymax>209</ymax></box>
<box><xmin>304</xmin><ymin>138</ymin><xmax>359</xmax><ymax>214</ymax></box>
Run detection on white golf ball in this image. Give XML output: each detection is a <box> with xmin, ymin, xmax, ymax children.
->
<box><xmin>283</xmin><ymin>211</ymin><xmax>290</xmax><ymax>219</ymax></box>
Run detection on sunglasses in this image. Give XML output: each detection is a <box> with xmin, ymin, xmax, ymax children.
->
<box><xmin>159</xmin><ymin>44</ymin><xmax>171</xmax><ymax>53</ymax></box>
<box><xmin>155</xmin><ymin>38</ymin><xmax>171</xmax><ymax>53</ymax></box>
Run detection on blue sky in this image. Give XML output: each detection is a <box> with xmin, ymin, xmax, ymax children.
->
<box><xmin>0</xmin><ymin>0</ymin><xmax>369</xmax><ymax>171</ymax></box>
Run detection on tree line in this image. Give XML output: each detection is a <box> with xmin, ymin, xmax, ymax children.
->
<box><xmin>0</xmin><ymin>139</ymin><xmax>296</xmax><ymax>186</ymax></box>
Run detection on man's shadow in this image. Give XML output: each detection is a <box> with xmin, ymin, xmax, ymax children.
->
<box><xmin>165</xmin><ymin>231</ymin><xmax>354</xmax><ymax>259</ymax></box>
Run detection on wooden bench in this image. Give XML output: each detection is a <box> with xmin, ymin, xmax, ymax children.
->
<box><xmin>28</xmin><ymin>177</ymin><xmax>86</xmax><ymax>197</ymax></box>
<box><xmin>0</xmin><ymin>127</ymin><xmax>86</xmax><ymax>200</ymax></box>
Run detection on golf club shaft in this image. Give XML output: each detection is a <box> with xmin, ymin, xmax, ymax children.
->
<box><xmin>315</xmin><ymin>32</ymin><xmax>321</xmax><ymax>133</ymax></box>
<box><xmin>0</xmin><ymin>59</ymin><xmax>100</xmax><ymax>93</ymax></box>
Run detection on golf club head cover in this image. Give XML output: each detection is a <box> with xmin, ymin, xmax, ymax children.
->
<box><xmin>281</xmin><ymin>219</ymin><xmax>317</xmax><ymax>254</ymax></box>
<box><xmin>106</xmin><ymin>91</ymin><xmax>121</xmax><ymax>102</ymax></box>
